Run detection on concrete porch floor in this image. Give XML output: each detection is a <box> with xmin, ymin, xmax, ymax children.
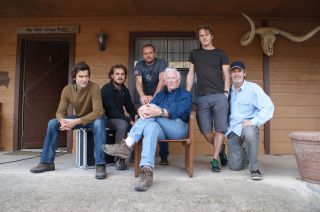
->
<box><xmin>0</xmin><ymin>151</ymin><xmax>319</xmax><ymax>212</ymax></box>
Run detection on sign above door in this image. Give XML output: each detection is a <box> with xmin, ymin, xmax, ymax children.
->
<box><xmin>16</xmin><ymin>26</ymin><xmax>79</xmax><ymax>34</ymax></box>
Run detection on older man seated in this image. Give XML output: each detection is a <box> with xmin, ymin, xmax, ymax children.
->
<box><xmin>102</xmin><ymin>67</ymin><xmax>192</xmax><ymax>191</ymax></box>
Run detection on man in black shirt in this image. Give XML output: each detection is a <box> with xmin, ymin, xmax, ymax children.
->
<box><xmin>186</xmin><ymin>24</ymin><xmax>231</xmax><ymax>172</ymax></box>
<box><xmin>101</xmin><ymin>64</ymin><xmax>137</xmax><ymax>170</ymax></box>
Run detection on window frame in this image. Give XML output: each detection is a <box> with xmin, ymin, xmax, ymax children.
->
<box><xmin>128</xmin><ymin>32</ymin><xmax>198</xmax><ymax>106</ymax></box>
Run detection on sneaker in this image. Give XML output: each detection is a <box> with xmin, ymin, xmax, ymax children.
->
<box><xmin>134</xmin><ymin>166</ymin><xmax>153</xmax><ymax>192</ymax></box>
<box><xmin>219</xmin><ymin>144</ymin><xmax>228</xmax><ymax>166</ymax></box>
<box><xmin>251</xmin><ymin>169</ymin><xmax>263</xmax><ymax>181</ymax></box>
<box><xmin>30</xmin><ymin>162</ymin><xmax>55</xmax><ymax>173</ymax></box>
<box><xmin>95</xmin><ymin>164</ymin><xmax>107</xmax><ymax>179</ymax></box>
<box><xmin>115</xmin><ymin>157</ymin><xmax>127</xmax><ymax>170</ymax></box>
<box><xmin>210</xmin><ymin>159</ymin><xmax>221</xmax><ymax>172</ymax></box>
<box><xmin>160</xmin><ymin>156</ymin><xmax>169</xmax><ymax>165</ymax></box>
<box><xmin>101</xmin><ymin>139</ymin><xmax>131</xmax><ymax>159</ymax></box>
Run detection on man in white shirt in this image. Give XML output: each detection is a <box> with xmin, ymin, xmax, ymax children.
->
<box><xmin>226</xmin><ymin>61</ymin><xmax>274</xmax><ymax>180</ymax></box>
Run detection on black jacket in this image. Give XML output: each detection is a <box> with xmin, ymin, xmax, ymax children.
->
<box><xmin>101</xmin><ymin>81</ymin><xmax>137</xmax><ymax>123</ymax></box>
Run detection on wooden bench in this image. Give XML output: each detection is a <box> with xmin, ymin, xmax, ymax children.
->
<box><xmin>134</xmin><ymin>114</ymin><xmax>194</xmax><ymax>178</ymax></box>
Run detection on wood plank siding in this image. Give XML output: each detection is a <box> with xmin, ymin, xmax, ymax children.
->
<box><xmin>0</xmin><ymin>16</ymin><xmax>319</xmax><ymax>155</ymax></box>
<box><xmin>268</xmin><ymin>20</ymin><xmax>320</xmax><ymax>154</ymax></box>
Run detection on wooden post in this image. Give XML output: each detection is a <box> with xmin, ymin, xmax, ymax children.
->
<box><xmin>0</xmin><ymin>103</ymin><xmax>3</xmax><ymax>150</ymax></box>
<box><xmin>262</xmin><ymin>19</ymin><xmax>271</xmax><ymax>154</ymax></box>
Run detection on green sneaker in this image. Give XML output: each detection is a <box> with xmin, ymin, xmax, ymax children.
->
<box><xmin>211</xmin><ymin>159</ymin><xmax>221</xmax><ymax>172</ymax></box>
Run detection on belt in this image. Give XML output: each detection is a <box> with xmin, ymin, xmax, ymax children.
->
<box><xmin>198</xmin><ymin>91</ymin><xmax>223</xmax><ymax>97</ymax></box>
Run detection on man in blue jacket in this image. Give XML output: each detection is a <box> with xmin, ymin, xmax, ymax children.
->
<box><xmin>102</xmin><ymin>68</ymin><xmax>192</xmax><ymax>191</ymax></box>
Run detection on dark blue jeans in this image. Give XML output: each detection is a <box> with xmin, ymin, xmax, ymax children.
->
<box><xmin>159</xmin><ymin>142</ymin><xmax>169</xmax><ymax>158</ymax></box>
<box><xmin>40</xmin><ymin>117</ymin><xmax>107</xmax><ymax>165</ymax></box>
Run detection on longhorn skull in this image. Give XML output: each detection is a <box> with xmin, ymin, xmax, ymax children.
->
<box><xmin>240</xmin><ymin>13</ymin><xmax>320</xmax><ymax>56</ymax></box>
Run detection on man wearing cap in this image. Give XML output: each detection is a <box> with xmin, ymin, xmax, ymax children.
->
<box><xmin>227</xmin><ymin>61</ymin><xmax>274</xmax><ymax>180</ymax></box>
<box><xmin>186</xmin><ymin>24</ymin><xmax>230</xmax><ymax>172</ymax></box>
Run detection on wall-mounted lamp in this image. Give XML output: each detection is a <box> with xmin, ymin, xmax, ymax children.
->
<box><xmin>97</xmin><ymin>30</ymin><xmax>106</xmax><ymax>51</ymax></box>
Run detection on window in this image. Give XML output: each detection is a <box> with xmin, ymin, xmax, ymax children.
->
<box><xmin>134</xmin><ymin>36</ymin><xmax>199</xmax><ymax>104</ymax></box>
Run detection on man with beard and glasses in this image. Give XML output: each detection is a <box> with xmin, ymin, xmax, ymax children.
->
<box><xmin>134</xmin><ymin>43</ymin><xmax>170</xmax><ymax>165</ymax></box>
<box><xmin>101</xmin><ymin>64</ymin><xmax>137</xmax><ymax>170</ymax></box>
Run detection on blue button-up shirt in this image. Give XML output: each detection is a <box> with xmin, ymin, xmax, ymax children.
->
<box><xmin>226</xmin><ymin>81</ymin><xmax>275</xmax><ymax>137</ymax></box>
<box><xmin>151</xmin><ymin>87</ymin><xmax>192</xmax><ymax>123</ymax></box>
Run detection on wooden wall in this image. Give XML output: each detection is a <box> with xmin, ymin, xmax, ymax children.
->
<box><xmin>269</xmin><ymin>19</ymin><xmax>320</xmax><ymax>154</ymax></box>
<box><xmin>0</xmin><ymin>16</ymin><xmax>319</xmax><ymax>155</ymax></box>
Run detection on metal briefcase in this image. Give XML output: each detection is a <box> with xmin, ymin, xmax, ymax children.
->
<box><xmin>76</xmin><ymin>128</ymin><xmax>115</xmax><ymax>169</ymax></box>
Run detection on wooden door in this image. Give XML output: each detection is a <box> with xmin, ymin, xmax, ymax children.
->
<box><xmin>22</xmin><ymin>41</ymin><xmax>69</xmax><ymax>148</ymax></box>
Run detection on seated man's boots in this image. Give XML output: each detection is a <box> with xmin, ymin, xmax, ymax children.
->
<box><xmin>102</xmin><ymin>139</ymin><xmax>131</xmax><ymax>159</ymax></box>
<box><xmin>134</xmin><ymin>166</ymin><xmax>153</xmax><ymax>192</ymax></box>
<box><xmin>95</xmin><ymin>164</ymin><xmax>107</xmax><ymax>179</ymax></box>
<box><xmin>30</xmin><ymin>162</ymin><xmax>55</xmax><ymax>173</ymax></box>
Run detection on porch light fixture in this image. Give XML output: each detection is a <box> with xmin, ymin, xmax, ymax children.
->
<box><xmin>97</xmin><ymin>30</ymin><xmax>106</xmax><ymax>51</ymax></box>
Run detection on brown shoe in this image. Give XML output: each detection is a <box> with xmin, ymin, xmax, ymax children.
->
<box><xmin>101</xmin><ymin>139</ymin><xmax>131</xmax><ymax>159</ymax></box>
<box><xmin>95</xmin><ymin>164</ymin><xmax>107</xmax><ymax>179</ymax></box>
<box><xmin>115</xmin><ymin>157</ymin><xmax>127</xmax><ymax>170</ymax></box>
<box><xmin>30</xmin><ymin>162</ymin><xmax>55</xmax><ymax>173</ymax></box>
<box><xmin>134</xmin><ymin>166</ymin><xmax>153</xmax><ymax>192</ymax></box>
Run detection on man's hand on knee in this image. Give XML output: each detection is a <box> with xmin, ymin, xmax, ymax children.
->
<box><xmin>242</xmin><ymin>120</ymin><xmax>253</xmax><ymax>128</ymax></box>
<box><xmin>61</xmin><ymin>118</ymin><xmax>81</xmax><ymax>130</ymax></box>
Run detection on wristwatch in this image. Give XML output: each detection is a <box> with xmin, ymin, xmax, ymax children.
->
<box><xmin>160</xmin><ymin>108</ymin><xmax>165</xmax><ymax>117</ymax></box>
<box><xmin>224</xmin><ymin>90</ymin><xmax>229</xmax><ymax>95</ymax></box>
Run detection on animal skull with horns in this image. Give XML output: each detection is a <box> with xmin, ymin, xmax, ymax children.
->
<box><xmin>240</xmin><ymin>13</ymin><xmax>320</xmax><ymax>56</ymax></box>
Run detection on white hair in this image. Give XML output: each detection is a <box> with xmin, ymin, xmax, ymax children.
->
<box><xmin>164</xmin><ymin>67</ymin><xmax>180</xmax><ymax>81</ymax></box>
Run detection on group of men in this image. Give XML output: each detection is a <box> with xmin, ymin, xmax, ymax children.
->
<box><xmin>30</xmin><ymin>23</ymin><xmax>274</xmax><ymax>192</ymax></box>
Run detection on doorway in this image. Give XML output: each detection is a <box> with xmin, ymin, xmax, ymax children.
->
<box><xmin>14</xmin><ymin>34</ymin><xmax>75</xmax><ymax>151</ymax></box>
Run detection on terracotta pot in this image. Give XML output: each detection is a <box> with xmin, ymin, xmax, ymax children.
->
<box><xmin>289</xmin><ymin>131</ymin><xmax>320</xmax><ymax>184</ymax></box>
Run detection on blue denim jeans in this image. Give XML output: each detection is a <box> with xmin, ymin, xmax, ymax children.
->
<box><xmin>40</xmin><ymin>117</ymin><xmax>107</xmax><ymax>165</ymax></box>
<box><xmin>128</xmin><ymin>117</ymin><xmax>188</xmax><ymax>168</ymax></box>
<box><xmin>227</xmin><ymin>125</ymin><xmax>259</xmax><ymax>171</ymax></box>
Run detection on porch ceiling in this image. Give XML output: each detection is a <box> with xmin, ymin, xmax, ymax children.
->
<box><xmin>0</xmin><ymin>0</ymin><xmax>319</xmax><ymax>19</ymax></box>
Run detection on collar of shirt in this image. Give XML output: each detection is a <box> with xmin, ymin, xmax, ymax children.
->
<box><xmin>231</xmin><ymin>80</ymin><xmax>247</xmax><ymax>93</ymax></box>
<box><xmin>165</xmin><ymin>87</ymin><xmax>179</xmax><ymax>94</ymax></box>
<box><xmin>110</xmin><ymin>81</ymin><xmax>125</xmax><ymax>92</ymax></box>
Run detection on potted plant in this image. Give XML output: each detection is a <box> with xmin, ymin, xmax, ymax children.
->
<box><xmin>289</xmin><ymin>131</ymin><xmax>320</xmax><ymax>184</ymax></box>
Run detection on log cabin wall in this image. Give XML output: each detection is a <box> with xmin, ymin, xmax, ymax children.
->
<box><xmin>0</xmin><ymin>16</ymin><xmax>319</xmax><ymax>155</ymax></box>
